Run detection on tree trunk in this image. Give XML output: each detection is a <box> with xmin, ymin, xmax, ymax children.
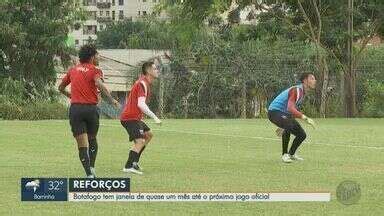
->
<box><xmin>209</xmin><ymin>63</ymin><xmax>217</xmax><ymax>118</ymax></box>
<box><xmin>253</xmin><ymin>95</ymin><xmax>260</xmax><ymax>117</ymax></box>
<box><xmin>157</xmin><ymin>59</ymin><xmax>165</xmax><ymax>118</ymax></box>
<box><xmin>314</xmin><ymin>44</ymin><xmax>329</xmax><ymax>118</ymax></box>
<box><xmin>339</xmin><ymin>69</ymin><xmax>344</xmax><ymax>114</ymax></box>
<box><xmin>344</xmin><ymin>0</ymin><xmax>356</xmax><ymax>118</ymax></box>
<box><xmin>240</xmin><ymin>80</ymin><xmax>247</xmax><ymax>119</ymax></box>
<box><xmin>344</xmin><ymin>69</ymin><xmax>357</xmax><ymax>117</ymax></box>
<box><xmin>158</xmin><ymin>71</ymin><xmax>164</xmax><ymax>118</ymax></box>
<box><xmin>182</xmin><ymin>96</ymin><xmax>188</xmax><ymax>119</ymax></box>
<box><xmin>319</xmin><ymin>55</ymin><xmax>329</xmax><ymax>118</ymax></box>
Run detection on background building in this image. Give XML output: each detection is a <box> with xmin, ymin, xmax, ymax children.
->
<box><xmin>70</xmin><ymin>0</ymin><xmax>161</xmax><ymax>47</ymax></box>
<box><xmin>56</xmin><ymin>49</ymin><xmax>169</xmax><ymax>117</ymax></box>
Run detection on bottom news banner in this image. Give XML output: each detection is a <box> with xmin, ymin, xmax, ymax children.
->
<box><xmin>21</xmin><ymin>178</ymin><xmax>330</xmax><ymax>202</ymax></box>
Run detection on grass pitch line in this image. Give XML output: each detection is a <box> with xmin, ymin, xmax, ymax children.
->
<box><xmin>101</xmin><ymin>123</ymin><xmax>384</xmax><ymax>150</ymax></box>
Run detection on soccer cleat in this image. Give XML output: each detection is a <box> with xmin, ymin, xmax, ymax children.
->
<box><xmin>122</xmin><ymin>167</ymin><xmax>143</xmax><ymax>175</ymax></box>
<box><xmin>132</xmin><ymin>162</ymin><xmax>143</xmax><ymax>171</ymax></box>
<box><xmin>87</xmin><ymin>174</ymin><xmax>95</xmax><ymax>178</ymax></box>
<box><xmin>290</xmin><ymin>154</ymin><xmax>304</xmax><ymax>161</ymax></box>
<box><xmin>282</xmin><ymin>154</ymin><xmax>293</xmax><ymax>163</ymax></box>
<box><xmin>90</xmin><ymin>167</ymin><xmax>96</xmax><ymax>176</ymax></box>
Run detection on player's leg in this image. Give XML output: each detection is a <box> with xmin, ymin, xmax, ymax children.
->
<box><xmin>143</xmin><ymin>130</ymin><xmax>153</xmax><ymax>146</ymax></box>
<box><xmin>74</xmin><ymin>133</ymin><xmax>93</xmax><ymax>177</ymax></box>
<box><xmin>282</xmin><ymin>130</ymin><xmax>290</xmax><ymax>155</ymax></box>
<box><xmin>86</xmin><ymin>106</ymin><xmax>100</xmax><ymax>176</ymax></box>
<box><xmin>288</xmin><ymin>120</ymin><xmax>306</xmax><ymax>160</ymax></box>
<box><xmin>133</xmin><ymin>130</ymin><xmax>153</xmax><ymax>171</ymax></box>
<box><xmin>137</xmin><ymin>122</ymin><xmax>152</xmax><ymax>163</ymax></box>
<box><xmin>124</xmin><ymin>138</ymin><xmax>145</xmax><ymax>174</ymax></box>
<box><xmin>274</xmin><ymin>127</ymin><xmax>290</xmax><ymax>155</ymax></box>
<box><xmin>121</xmin><ymin>121</ymin><xmax>145</xmax><ymax>174</ymax></box>
<box><xmin>268</xmin><ymin>111</ymin><xmax>293</xmax><ymax>162</ymax></box>
<box><xmin>70</xmin><ymin>105</ymin><xmax>93</xmax><ymax>177</ymax></box>
<box><xmin>276</xmin><ymin>116</ymin><xmax>306</xmax><ymax>161</ymax></box>
<box><xmin>139</xmin><ymin>131</ymin><xmax>153</xmax><ymax>158</ymax></box>
<box><xmin>132</xmin><ymin>138</ymin><xmax>146</xmax><ymax>163</ymax></box>
<box><xmin>87</xmin><ymin>134</ymin><xmax>98</xmax><ymax>175</ymax></box>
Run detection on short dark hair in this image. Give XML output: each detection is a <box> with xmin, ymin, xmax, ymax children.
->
<box><xmin>299</xmin><ymin>72</ymin><xmax>313</xmax><ymax>83</ymax></box>
<box><xmin>142</xmin><ymin>61</ymin><xmax>154</xmax><ymax>75</ymax></box>
<box><xmin>79</xmin><ymin>44</ymin><xmax>97</xmax><ymax>63</ymax></box>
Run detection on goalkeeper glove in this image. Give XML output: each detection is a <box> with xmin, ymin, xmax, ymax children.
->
<box><xmin>302</xmin><ymin>115</ymin><xmax>316</xmax><ymax>129</ymax></box>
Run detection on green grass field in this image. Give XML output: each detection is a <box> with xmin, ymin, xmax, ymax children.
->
<box><xmin>1</xmin><ymin>119</ymin><xmax>383</xmax><ymax>215</ymax></box>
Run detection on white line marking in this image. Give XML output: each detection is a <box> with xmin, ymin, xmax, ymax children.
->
<box><xmin>101</xmin><ymin>124</ymin><xmax>384</xmax><ymax>150</ymax></box>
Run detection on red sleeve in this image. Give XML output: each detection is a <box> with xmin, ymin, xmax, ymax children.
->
<box><xmin>94</xmin><ymin>68</ymin><xmax>103</xmax><ymax>81</ymax></box>
<box><xmin>138</xmin><ymin>82</ymin><xmax>147</xmax><ymax>98</ymax></box>
<box><xmin>287</xmin><ymin>88</ymin><xmax>303</xmax><ymax>118</ymax></box>
<box><xmin>60</xmin><ymin>72</ymin><xmax>71</xmax><ymax>87</ymax></box>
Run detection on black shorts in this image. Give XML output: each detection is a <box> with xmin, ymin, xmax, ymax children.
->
<box><xmin>268</xmin><ymin>110</ymin><xmax>305</xmax><ymax>136</ymax></box>
<box><xmin>121</xmin><ymin>120</ymin><xmax>151</xmax><ymax>142</ymax></box>
<box><xmin>69</xmin><ymin>104</ymin><xmax>99</xmax><ymax>137</ymax></box>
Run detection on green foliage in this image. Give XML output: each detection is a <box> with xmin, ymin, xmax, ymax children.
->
<box><xmin>362</xmin><ymin>80</ymin><xmax>384</xmax><ymax>117</ymax></box>
<box><xmin>0</xmin><ymin>77</ymin><xmax>61</xmax><ymax>102</ymax></box>
<box><xmin>0</xmin><ymin>101</ymin><xmax>22</xmax><ymax>120</ymax></box>
<box><xmin>0</xmin><ymin>100</ymin><xmax>68</xmax><ymax>120</ymax></box>
<box><xmin>0</xmin><ymin>77</ymin><xmax>25</xmax><ymax>104</ymax></box>
<box><xmin>174</xmin><ymin>0</ymin><xmax>383</xmax><ymax>118</ymax></box>
<box><xmin>97</xmin><ymin>13</ymin><xmax>203</xmax><ymax>51</ymax></box>
<box><xmin>21</xmin><ymin>101</ymin><xmax>68</xmax><ymax>120</ymax></box>
<box><xmin>0</xmin><ymin>0</ymin><xmax>84</xmax><ymax>93</ymax></box>
<box><xmin>97</xmin><ymin>1</ymin><xmax>384</xmax><ymax>119</ymax></box>
<box><xmin>154</xmin><ymin>28</ymin><xmax>319</xmax><ymax>118</ymax></box>
<box><xmin>97</xmin><ymin>19</ymin><xmax>174</xmax><ymax>49</ymax></box>
<box><xmin>356</xmin><ymin>45</ymin><xmax>384</xmax><ymax>116</ymax></box>
<box><xmin>0</xmin><ymin>77</ymin><xmax>67</xmax><ymax>120</ymax></box>
<box><xmin>7</xmin><ymin>0</ymin><xmax>377</xmax><ymax>119</ymax></box>
<box><xmin>258</xmin><ymin>0</ymin><xmax>384</xmax><ymax>59</ymax></box>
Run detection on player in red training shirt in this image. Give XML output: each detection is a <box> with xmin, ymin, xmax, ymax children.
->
<box><xmin>120</xmin><ymin>61</ymin><xmax>161</xmax><ymax>175</ymax></box>
<box><xmin>58</xmin><ymin>45</ymin><xmax>120</xmax><ymax>178</ymax></box>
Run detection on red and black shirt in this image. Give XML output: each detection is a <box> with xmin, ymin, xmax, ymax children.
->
<box><xmin>61</xmin><ymin>63</ymin><xmax>103</xmax><ymax>105</ymax></box>
<box><xmin>120</xmin><ymin>76</ymin><xmax>151</xmax><ymax>121</ymax></box>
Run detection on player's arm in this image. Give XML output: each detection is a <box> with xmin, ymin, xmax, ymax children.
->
<box><xmin>287</xmin><ymin>88</ymin><xmax>315</xmax><ymax>128</ymax></box>
<box><xmin>95</xmin><ymin>77</ymin><xmax>120</xmax><ymax>108</ymax></box>
<box><xmin>287</xmin><ymin>88</ymin><xmax>303</xmax><ymax>118</ymax></box>
<box><xmin>58</xmin><ymin>74</ymin><xmax>71</xmax><ymax>99</ymax></box>
<box><xmin>137</xmin><ymin>97</ymin><xmax>161</xmax><ymax>124</ymax></box>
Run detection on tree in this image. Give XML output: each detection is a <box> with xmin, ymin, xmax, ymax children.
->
<box><xmin>165</xmin><ymin>0</ymin><xmax>384</xmax><ymax>117</ymax></box>
<box><xmin>0</xmin><ymin>0</ymin><xmax>84</xmax><ymax>94</ymax></box>
<box><xmin>254</xmin><ymin>0</ymin><xmax>384</xmax><ymax>117</ymax></box>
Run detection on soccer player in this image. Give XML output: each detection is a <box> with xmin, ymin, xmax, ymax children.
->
<box><xmin>120</xmin><ymin>61</ymin><xmax>161</xmax><ymax>175</ymax></box>
<box><xmin>268</xmin><ymin>73</ymin><xmax>316</xmax><ymax>163</ymax></box>
<box><xmin>58</xmin><ymin>45</ymin><xmax>120</xmax><ymax>178</ymax></box>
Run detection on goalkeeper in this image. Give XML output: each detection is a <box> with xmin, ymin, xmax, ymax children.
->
<box><xmin>268</xmin><ymin>73</ymin><xmax>317</xmax><ymax>163</ymax></box>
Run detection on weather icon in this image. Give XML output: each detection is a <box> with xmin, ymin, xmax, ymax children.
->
<box><xmin>25</xmin><ymin>179</ymin><xmax>40</xmax><ymax>192</ymax></box>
